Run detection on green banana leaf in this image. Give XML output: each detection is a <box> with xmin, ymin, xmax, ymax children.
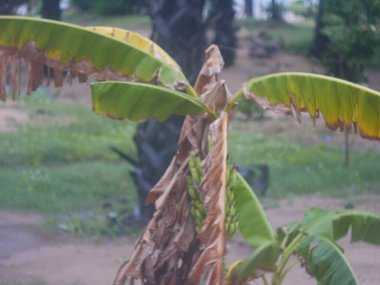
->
<box><xmin>234</xmin><ymin>172</ymin><xmax>275</xmax><ymax>248</ymax></box>
<box><xmin>299</xmin><ymin>208</ymin><xmax>380</xmax><ymax>245</ymax></box>
<box><xmin>0</xmin><ymin>16</ymin><xmax>188</xmax><ymax>90</ymax></box>
<box><xmin>295</xmin><ymin>234</ymin><xmax>359</xmax><ymax>285</ymax></box>
<box><xmin>242</xmin><ymin>72</ymin><xmax>380</xmax><ymax>140</ymax></box>
<box><xmin>91</xmin><ymin>81</ymin><xmax>207</xmax><ymax>122</ymax></box>
<box><xmin>86</xmin><ymin>26</ymin><xmax>181</xmax><ymax>74</ymax></box>
<box><xmin>234</xmin><ymin>241</ymin><xmax>280</xmax><ymax>280</ymax></box>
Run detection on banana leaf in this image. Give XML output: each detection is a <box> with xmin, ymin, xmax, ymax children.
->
<box><xmin>86</xmin><ymin>26</ymin><xmax>181</xmax><ymax>75</ymax></box>
<box><xmin>0</xmin><ymin>16</ymin><xmax>189</xmax><ymax>100</ymax></box>
<box><xmin>234</xmin><ymin>172</ymin><xmax>275</xmax><ymax>248</ymax></box>
<box><xmin>233</xmin><ymin>241</ymin><xmax>280</xmax><ymax>280</ymax></box>
<box><xmin>299</xmin><ymin>207</ymin><xmax>380</xmax><ymax>245</ymax></box>
<box><xmin>91</xmin><ymin>81</ymin><xmax>207</xmax><ymax>122</ymax></box>
<box><xmin>242</xmin><ymin>72</ymin><xmax>380</xmax><ymax>140</ymax></box>
<box><xmin>295</xmin><ymin>234</ymin><xmax>359</xmax><ymax>285</ymax></box>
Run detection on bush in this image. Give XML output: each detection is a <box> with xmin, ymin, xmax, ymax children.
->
<box><xmin>320</xmin><ymin>0</ymin><xmax>380</xmax><ymax>82</ymax></box>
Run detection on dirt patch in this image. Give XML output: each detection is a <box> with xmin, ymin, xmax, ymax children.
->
<box><xmin>1</xmin><ymin>196</ymin><xmax>380</xmax><ymax>285</ymax></box>
<box><xmin>0</xmin><ymin>103</ymin><xmax>30</xmax><ymax>133</ymax></box>
<box><xmin>53</xmin><ymin>83</ymin><xmax>92</xmax><ymax>106</ymax></box>
<box><xmin>0</xmin><ymin>210</ymin><xmax>134</xmax><ymax>285</ymax></box>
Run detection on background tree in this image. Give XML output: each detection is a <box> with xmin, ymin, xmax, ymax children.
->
<box><xmin>245</xmin><ymin>0</ymin><xmax>254</xmax><ymax>18</ymax></box>
<box><xmin>41</xmin><ymin>0</ymin><xmax>61</xmax><ymax>20</ymax></box>
<box><xmin>267</xmin><ymin>0</ymin><xmax>284</xmax><ymax>21</ymax></box>
<box><xmin>0</xmin><ymin>0</ymin><xmax>28</xmax><ymax>15</ymax></box>
<box><xmin>319</xmin><ymin>0</ymin><xmax>380</xmax><ymax>82</ymax></box>
<box><xmin>129</xmin><ymin>0</ymin><xmax>207</xmax><ymax>220</ymax></box>
<box><xmin>312</xmin><ymin>0</ymin><xmax>327</xmax><ymax>56</ymax></box>
<box><xmin>313</xmin><ymin>0</ymin><xmax>380</xmax><ymax>166</ymax></box>
<box><xmin>208</xmin><ymin>0</ymin><xmax>238</xmax><ymax>66</ymax></box>
<box><xmin>131</xmin><ymin>0</ymin><xmax>237</xmax><ymax>220</ymax></box>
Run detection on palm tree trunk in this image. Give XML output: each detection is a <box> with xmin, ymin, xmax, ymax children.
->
<box><xmin>131</xmin><ymin>0</ymin><xmax>207</xmax><ymax>221</ymax></box>
<box><xmin>245</xmin><ymin>0</ymin><xmax>254</xmax><ymax>18</ymax></box>
<box><xmin>0</xmin><ymin>0</ymin><xmax>28</xmax><ymax>14</ymax></box>
<box><xmin>210</xmin><ymin>0</ymin><xmax>238</xmax><ymax>67</ymax></box>
<box><xmin>269</xmin><ymin>0</ymin><xmax>282</xmax><ymax>21</ymax></box>
<box><xmin>312</xmin><ymin>0</ymin><xmax>327</xmax><ymax>56</ymax></box>
<box><xmin>41</xmin><ymin>0</ymin><xmax>61</xmax><ymax>20</ymax></box>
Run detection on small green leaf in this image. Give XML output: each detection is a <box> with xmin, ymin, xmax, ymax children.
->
<box><xmin>234</xmin><ymin>172</ymin><xmax>275</xmax><ymax>248</ymax></box>
<box><xmin>295</xmin><ymin>235</ymin><xmax>358</xmax><ymax>285</ymax></box>
<box><xmin>91</xmin><ymin>81</ymin><xmax>208</xmax><ymax>122</ymax></box>
<box><xmin>299</xmin><ymin>208</ymin><xmax>380</xmax><ymax>245</ymax></box>
<box><xmin>234</xmin><ymin>242</ymin><xmax>280</xmax><ymax>280</ymax></box>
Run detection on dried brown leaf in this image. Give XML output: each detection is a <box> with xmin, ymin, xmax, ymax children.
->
<box><xmin>115</xmin><ymin>157</ymin><xmax>199</xmax><ymax>285</ymax></box>
<box><xmin>0</xmin><ymin>43</ymin><xmax>134</xmax><ymax>100</ymax></box>
<box><xmin>200</xmin><ymin>80</ymin><xmax>232</xmax><ymax>113</ymax></box>
<box><xmin>189</xmin><ymin>112</ymin><xmax>229</xmax><ymax>285</ymax></box>
<box><xmin>199</xmin><ymin>45</ymin><xmax>224</xmax><ymax>77</ymax></box>
<box><xmin>244</xmin><ymin>86</ymin><xmax>292</xmax><ymax>116</ymax></box>
<box><xmin>194</xmin><ymin>45</ymin><xmax>224</xmax><ymax>95</ymax></box>
<box><xmin>146</xmin><ymin>157</ymin><xmax>177</xmax><ymax>205</ymax></box>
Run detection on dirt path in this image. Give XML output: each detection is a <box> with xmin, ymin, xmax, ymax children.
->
<box><xmin>1</xmin><ymin>196</ymin><xmax>380</xmax><ymax>285</ymax></box>
<box><xmin>0</xmin><ymin>210</ymin><xmax>135</xmax><ymax>285</ymax></box>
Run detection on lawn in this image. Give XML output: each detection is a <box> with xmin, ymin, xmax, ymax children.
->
<box><xmin>229</xmin><ymin>119</ymin><xmax>380</xmax><ymax>198</ymax></box>
<box><xmin>62</xmin><ymin>9</ymin><xmax>151</xmax><ymax>30</ymax></box>
<box><xmin>237</xmin><ymin>18</ymin><xmax>315</xmax><ymax>53</ymax></box>
<box><xmin>0</xmin><ymin>91</ymin><xmax>138</xmax><ymax>235</ymax></box>
<box><xmin>1</xmin><ymin>90</ymin><xmax>379</xmax><ymax>224</ymax></box>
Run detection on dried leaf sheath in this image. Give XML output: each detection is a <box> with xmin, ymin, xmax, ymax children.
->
<box><xmin>189</xmin><ymin>112</ymin><xmax>229</xmax><ymax>285</ymax></box>
<box><xmin>114</xmin><ymin>45</ymin><xmax>228</xmax><ymax>285</ymax></box>
<box><xmin>114</xmin><ymin>115</ymin><xmax>209</xmax><ymax>285</ymax></box>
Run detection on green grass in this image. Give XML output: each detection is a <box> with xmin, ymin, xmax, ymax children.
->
<box><xmin>229</xmin><ymin>120</ymin><xmax>380</xmax><ymax>198</ymax></box>
<box><xmin>1</xmin><ymin>88</ymin><xmax>380</xmax><ymax>236</ymax></box>
<box><xmin>0</xmin><ymin>90</ymin><xmax>138</xmax><ymax>235</ymax></box>
<box><xmin>0</xmin><ymin>280</ymin><xmax>47</xmax><ymax>285</ymax></box>
<box><xmin>237</xmin><ymin>19</ymin><xmax>315</xmax><ymax>54</ymax></box>
<box><xmin>62</xmin><ymin>10</ymin><xmax>151</xmax><ymax>30</ymax></box>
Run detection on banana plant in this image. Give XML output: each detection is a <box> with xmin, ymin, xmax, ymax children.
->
<box><xmin>1</xmin><ymin>16</ymin><xmax>380</xmax><ymax>285</ymax></box>
<box><xmin>227</xmin><ymin>177</ymin><xmax>380</xmax><ymax>285</ymax></box>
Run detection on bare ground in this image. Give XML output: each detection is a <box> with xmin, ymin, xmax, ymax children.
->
<box><xmin>1</xmin><ymin>196</ymin><xmax>380</xmax><ymax>285</ymax></box>
<box><xmin>1</xmin><ymin>31</ymin><xmax>380</xmax><ymax>285</ymax></box>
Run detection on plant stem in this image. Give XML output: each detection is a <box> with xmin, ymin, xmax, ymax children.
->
<box><xmin>344</xmin><ymin>125</ymin><xmax>350</xmax><ymax>167</ymax></box>
<box><xmin>275</xmin><ymin>232</ymin><xmax>305</xmax><ymax>284</ymax></box>
<box><xmin>262</xmin><ymin>274</ymin><xmax>269</xmax><ymax>285</ymax></box>
<box><xmin>224</xmin><ymin>88</ymin><xmax>244</xmax><ymax>112</ymax></box>
<box><xmin>186</xmin><ymin>84</ymin><xmax>198</xmax><ymax>97</ymax></box>
<box><xmin>279</xmin><ymin>258</ymin><xmax>300</xmax><ymax>283</ymax></box>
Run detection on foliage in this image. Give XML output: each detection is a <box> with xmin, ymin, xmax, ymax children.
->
<box><xmin>288</xmin><ymin>0</ymin><xmax>317</xmax><ymax>18</ymax></box>
<box><xmin>265</xmin><ymin>0</ymin><xmax>285</xmax><ymax>21</ymax></box>
<box><xmin>236</xmin><ymin>95</ymin><xmax>265</xmax><ymax>120</ymax></box>
<box><xmin>228</xmin><ymin>200</ymin><xmax>380</xmax><ymax>285</ymax></box>
<box><xmin>319</xmin><ymin>0</ymin><xmax>380</xmax><ymax>82</ymax></box>
<box><xmin>1</xmin><ymin>16</ymin><xmax>380</xmax><ymax>285</ymax></box>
